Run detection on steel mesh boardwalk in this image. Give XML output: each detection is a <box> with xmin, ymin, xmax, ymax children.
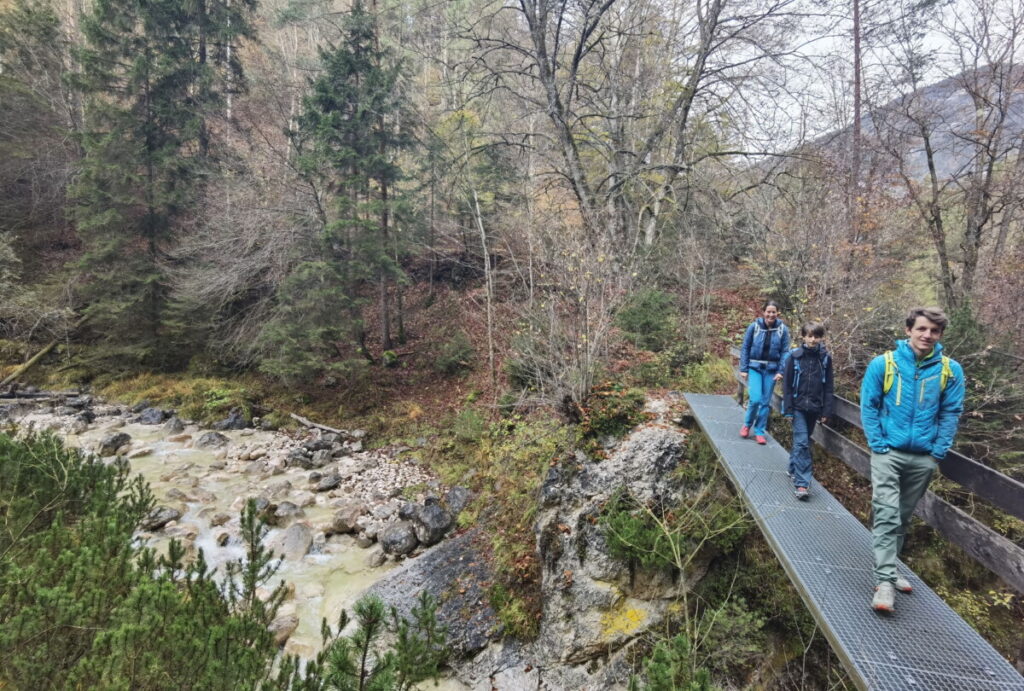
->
<box><xmin>685</xmin><ymin>393</ymin><xmax>1024</xmax><ymax>691</ymax></box>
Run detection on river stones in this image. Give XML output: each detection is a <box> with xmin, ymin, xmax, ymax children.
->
<box><xmin>195</xmin><ymin>431</ymin><xmax>229</xmax><ymax>449</ymax></box>
<box><xmin>141</xmin><ymin>506</ymin><xmax>182</xmax><ymax>531</ymax></box>
<box><xmin>98</xmin><ymin>432</ymin><xmax>131</xmax><ymax>456</ymax></box>
<box><xmin>137</xmin><ymin>407</ymin><xmax>169</xmax><ymax>424</ymax></box>
<box><xmin>379</xmin><ymin>521</ymin><xmax>418</xmax><ymax>556</ymax></box>
<box><xmin>268</xmin><ymin>523</ymin><xmax>313</xmax><ymax>561</ymax></box>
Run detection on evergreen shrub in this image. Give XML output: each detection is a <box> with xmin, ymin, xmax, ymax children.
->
<box><xmin>615</xmin><ymin>288</ymin><xmax>679</xmax><ymax>352</ymax></box>
<box><xmin>434</xmin><ymin>331</ymin><xmax>474</xmax><ymax>375</ymax></box>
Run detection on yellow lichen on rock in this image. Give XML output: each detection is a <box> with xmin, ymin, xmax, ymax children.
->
<box><xmin>600</xmin><ymin>600</ymin><xmax>647</xmax><ymax>638</ymax></box>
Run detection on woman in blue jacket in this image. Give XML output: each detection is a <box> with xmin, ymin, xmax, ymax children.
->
<box><xmin>739</xmin><ymin>301</ymin><xmax>791</xmax><ymax>444</ymax></box>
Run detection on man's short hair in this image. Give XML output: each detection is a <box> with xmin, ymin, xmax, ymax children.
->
<box><xmin>801</xmin><ymin>321</ymin><xmax>826</xmax><ymax>337</ymax></box>
<box><xmin>906</xmin><ymin>306</ymin><xmax>948</xmax><ymax>332</ymax></box>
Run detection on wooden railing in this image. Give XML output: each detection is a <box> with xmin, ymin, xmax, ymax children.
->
<box><xmin>729</xmin><ymin>347</ymin><xmax>1024</xmax><ymax>593</ymax></box>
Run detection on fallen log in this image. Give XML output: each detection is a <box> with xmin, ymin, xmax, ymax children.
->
<box><xmin>0</xmin><ymin>316</ymin><xmax>88</xmax><ymax>390</ymax></box>
<box><xmin>288</xmin><ymin>412</ymin><xmax>348</xmax><ymax>437</ymax></box>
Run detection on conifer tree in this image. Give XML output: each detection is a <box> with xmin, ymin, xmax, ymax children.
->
<box><xmin>259</xmin><ymin>0</ymin><xmax>411</xmax><ymax>380</ymax></box>
<box><xmin>71</xmin><ymin>0</ymin><xmax>254</xmax><ymax>367</ymax></box>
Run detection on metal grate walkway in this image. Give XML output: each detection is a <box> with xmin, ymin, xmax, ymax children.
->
<box><xmin>684</xmin><ymin>393</ymin><xmax>1024</xmax><ymax>691</ymax></box>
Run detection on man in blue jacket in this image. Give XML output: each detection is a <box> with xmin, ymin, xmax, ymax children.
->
<box><xmin>861</xmin><ymin>307</ymin><xmax>965</xmax><ymax>612</ymax></box>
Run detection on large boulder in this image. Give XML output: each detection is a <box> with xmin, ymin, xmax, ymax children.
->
<box><xmin>445</xmin><ymin>486</ymin><xmax>471</xmax><ymax>515</ymax></box>
<box><xmin>413</xmin><ymin>497</ymin><xmax>454</xmax><ymax>547</ymax></box>
<box><xmin>98</xmin><ymin>432</ymin><xmax>132</xmax><ymax>457</ymax></box>
<box><xmin>163</xmin><ymin>416</ymin><xmax>186</xmax><ymax>433</ymax></box>
<box><xmin>379</xmin><ymin>521</ymin><xmax>418</xmax><ymax>556</ymax></box>
<box><xmin>268</xmin><ymin>523</ymin><xmax>313</xmax><ymax>561</ymax></box>
<box><xmin>137</xmin><ymin>407</ymin><xmax>169</xmax><ymax>425</ymax></box>
<box><xmin>314</xmin><ymin>473</ymin><xmax>341</xmax><ymax>492</ymax></box>
<box><xmin>195</xmin><ymin>431</ymin><xmax>229</xmax><ymax>449</ymax></box>
<box><xmin>366</xmin><ymin>530</ymin><xmax>496</xmax><ymax>656</ymax></box>
<box><xmin>329</xmin><ymin>501</ymin><xmax>367</xmax><ymax>534</ymax></box>
<box><xmin>141</xmin><ymin>506</ymin><xmax>182</xmax><ymax>531</ymax></box>
<box><xmin>212</xmin><ymin>407</ymin><xmax>248</xmax><ymax>430</ymax></box>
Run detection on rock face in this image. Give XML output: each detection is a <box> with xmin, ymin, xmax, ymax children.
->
<box><xmin>444</xmin><ymin>395</ymin><xmax>701</xmax><ymax>689</ymax></box>
<box><xmin>366</xmin><ymin>530</ymin><xmax>497</xmax><ymax>656</ymax></box>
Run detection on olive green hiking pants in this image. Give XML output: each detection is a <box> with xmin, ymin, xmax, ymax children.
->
<box><xmin>870</xmin><ymin>449</ymin><xmax>936</xmax><ymax>585</ymax></box>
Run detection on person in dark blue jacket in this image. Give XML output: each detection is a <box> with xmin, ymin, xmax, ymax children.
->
<box><xmin>861</xmin><ymin>307</ymin><xmax>965</xmax><ymax>613</ymax></box>
<box><xmin>739</xmin><ymin>300</ymin><xmax>791</xmax><ymax>444</ymax></box>
<box><xmin>781</xmin><ymin>321</ymin><xmax>834</xmax><ymax>500</ymax></box>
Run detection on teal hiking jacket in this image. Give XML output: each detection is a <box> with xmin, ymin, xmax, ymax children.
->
<box><xmin>860</xmin><ymin>339</ymin><xmax>965</xmax><ymax>460</ymax></box>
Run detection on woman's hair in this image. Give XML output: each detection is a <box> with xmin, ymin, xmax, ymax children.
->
<box><xmin>905</xmin><ymin>306</ymin><xmax>948</xmax><ymax>332</ymax></box>
<box><xmin>801</xmin><ymin>321</ymin><xmax>826</xmax><ymax>337</ymax></box>
<box><xmin>762</xmin><ymin>300</ymin><xmax>780</xmax><ymax>311</ymax></box>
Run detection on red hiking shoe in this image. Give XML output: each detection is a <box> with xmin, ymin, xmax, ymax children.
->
<box><xmin>755</xmin><ymin>435</ymin><xmax>767</xmax><ymax>445</ymax></box>
<box><xmin>739</xmin><ymin>426</ymin><xmax>750</xmax><ymax>438</ymax></box>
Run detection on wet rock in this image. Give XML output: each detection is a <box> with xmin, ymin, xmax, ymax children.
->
<box><xmin>75</xmin><ymin>410</ymin><xmax>96</xmax><ymax>424</ymax></box>
<box><xmin>192</xmin><ymin>488</ymin><xmax>217</xmax><ymax>504</ymax></box>
<box><xmin>210</xmin><ymin>512</ymin><xmax>232</xmax><ymax>527</ymax></box>
<box><xmin>355</xmin><ymin>533</ymin><xmax>374</xmax><ymax>548</ymax></box>
<box><xmin>98</xmin><ymin>432</ymin><xmax>132</xmax><ymax>456</ymax></box>
<box><xmin>141</xmin><ymin>506</ymin><xmax>182</xmax><ymax>531</ymax></box>
<box><xmin>315</xmin><ymin>473</ymin><xmax>341</xmax><ymax>492</ymax></box>
<box><xmin>208</xmin><ymin>460</ymin><xmax>225</xmax><ymax>470</ymax></box>
<box><xmin>137</xmin><ymin>407</ymin><xmax>169</xmax><ymax>424</ymax></box>
<box><xmin>65</xmin><ymin>395</ymin><xmax>93</xmax><ymax>409</ymax></box>
<box><xmin>366</xmin><ymin>549</ymin><xmax>387</xmax><ymax>568</ymax></box>
<box><xmin>68</xmin><ymin>420</ymin><xmax>89</xmax><ymax>435</ymax></box>
<box><xmin>311</xmin><ymin>449</ymin><xmax>333</xmax><ymax>468</ymax></box>
<box><xmin>216</xmin><ymin>532</ymin><xmax>230</xmax><ymax>547</ymax></box>
<box><xmin>166</xmin><ymin>488</ymin><xmax>192</xmax><ymax>502</ymax></box>
<box><xmin>274</xmin><ymin>502</ymin><xmax>304</xmax><ymax>526</ymax></box>
<box><xmin>413</xmin><ymin>497</ymin><xmax>454</xmax><ymax>547</ymax></box>
<box><xmin>286</xmin><ymin>449</ymin><xmax>312</xmax><ymax>469</ymax></box>
<box><xmin>247</xmin><ymin>447</ymin><xmax>267</xmax><ymax>461</ymax></box>
<box><xmin>212</xmin><ymin>407</ymin><xmax>248</xmax><ymax>430</ymax></box>
<box><xmin>167</xmin><ymin>433</ymin><xmax>192</xmax><ymax>443</ymax></box>
<box><xmin>379</xmin><ymin>521</ymin><xmax>418</xmax><ymax>556</ymax></box>
<box><xmin>195</xmin><ymin>431</ymin><xmax>229</xmax><ymax>449</ymax></box>
<box><xmin>266</xmin><ymin>480</ymin><xmax>293</xmax><ymax>499</ymax></box>
<box><xmin>269</xmin><ymin>614</ymin><xmax>300</xmax><ymax>646</ymax></box>
<box><xmin>164</xmin><ymin>416</ymin><xmax>186</xmax><ymax>433</ymax></box>
<box><xmin>371</xmin><ymin>500</ymin><xmax>399</xmax><ymax>520</ymax></box>
<box><xmin>268</xmin><ymin>523</ymin><xmax>313</xmax><ymax>561</ymax></box>
<box><xmin>130</xmin><ymin>400</ymin><xmax>151</xmax><ymax>414</ymax></box>
<box><xmin>303</xmin><ymin>439</ymin><xmax>332</xmax><ymax>453</ymax></box>
<box><xmin>290</xmin><ymin>491</ymin><xmax>316</xmax><ymax>508</ymax></box>
<box><xmin>127</xmin><ymin>446</ymin><xmax>153</xmax><ymax>459</ymax></box>
<box><xmin>329</xmin><ymin>501</ymin><xmax>367</xmax><ymax>534</ymax></box>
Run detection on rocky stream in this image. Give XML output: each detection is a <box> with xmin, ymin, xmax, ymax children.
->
<box><xmin>2</xmin><ymin>392</ymin><xmax>700</xmax><ymax>690</ymax></box>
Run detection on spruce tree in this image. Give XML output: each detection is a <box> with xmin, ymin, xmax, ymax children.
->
<box><xmin>71</xmin><ymin>0</ymin><xmax>254</xmax><ymax>368</ymax></box>
<box><xmin>260</xmin><ymin>0</ymin><xmax>411</xmax><ymax>380</ymax></box>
